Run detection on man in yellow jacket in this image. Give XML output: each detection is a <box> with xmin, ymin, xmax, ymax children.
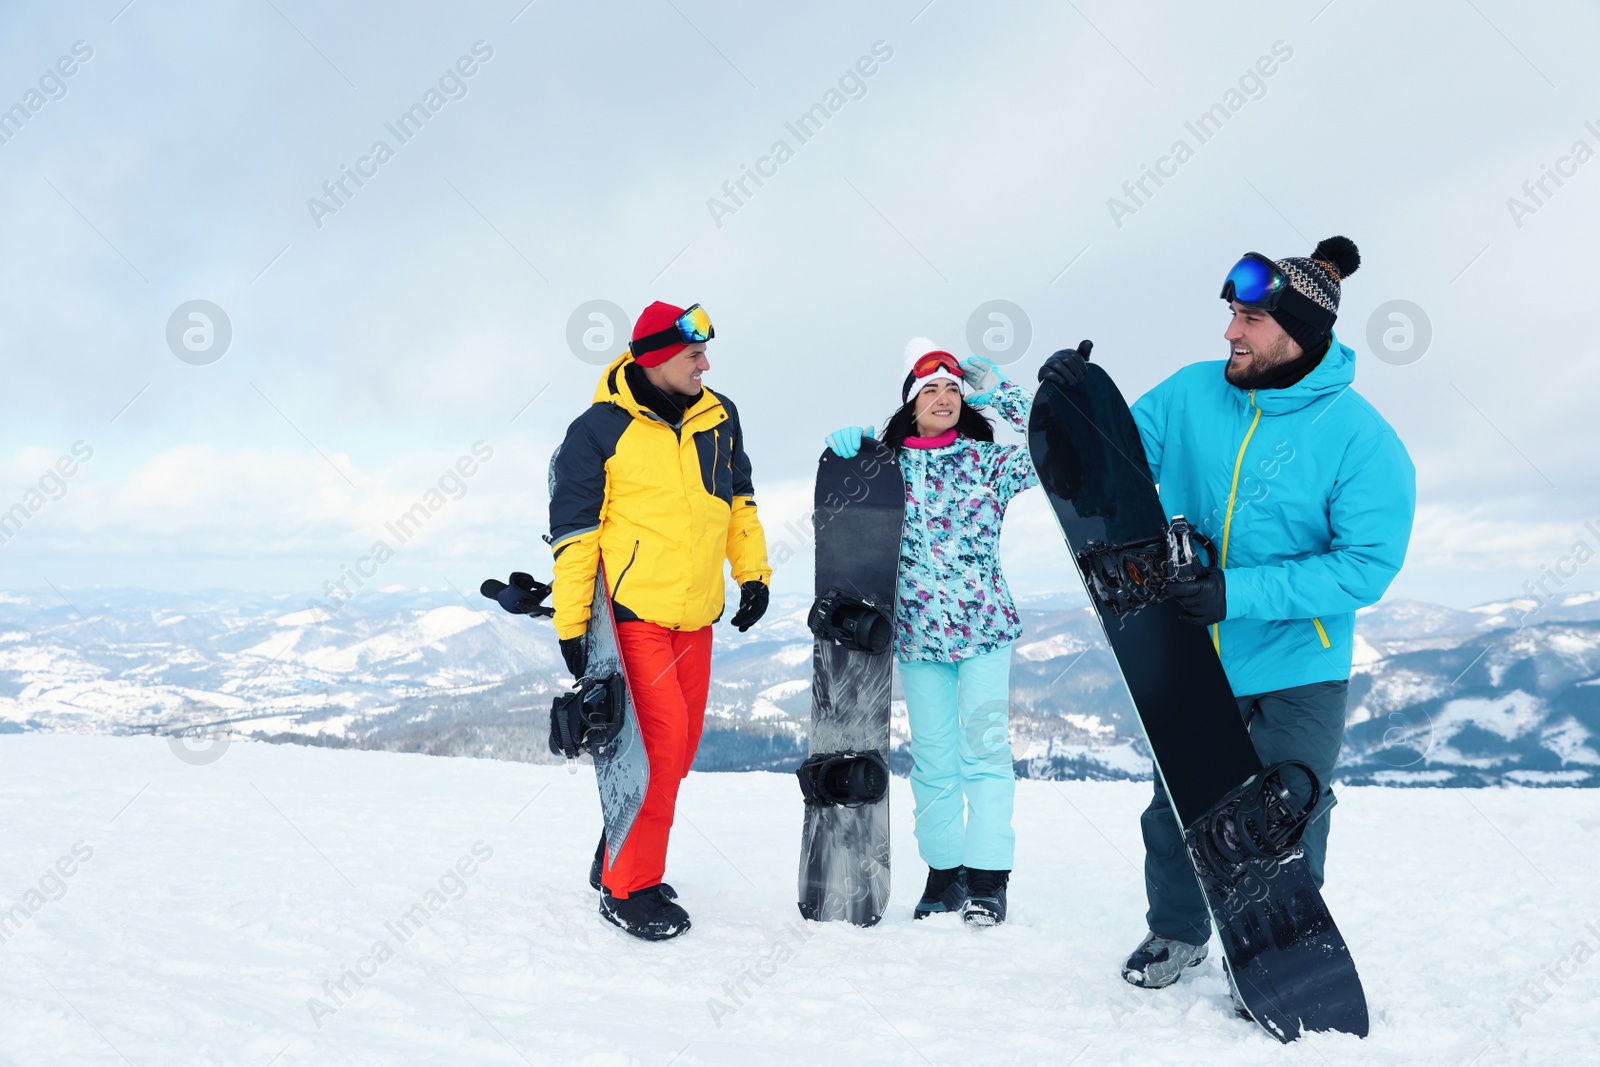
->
<box><xmin>548</xmin><ymin>300</ymin><xmax>771</xmax><ymax>940</ymax></box>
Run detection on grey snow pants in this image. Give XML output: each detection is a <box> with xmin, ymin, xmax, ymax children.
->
<box><xmin>1139</xmin><ymin>679</ymin><xmax>1349</xmax><ymax>945</ymax></box>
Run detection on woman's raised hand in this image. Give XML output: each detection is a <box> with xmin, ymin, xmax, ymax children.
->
<box><xmin>960</xmin><ymin>356</ymin><xmax>1008</xmax><ymax>407</ymax></box>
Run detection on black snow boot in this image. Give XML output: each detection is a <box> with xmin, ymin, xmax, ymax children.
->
<box><xmin>913</xmin><ymin>866</ymin><xmax>967</xmax><ymax>919</ymax></box>
<box><xmin>589</xmin><ymin>833</ymin><xmax>605</xmax><ymax>892</ymax></box>
<box><xmin>961</xmin><ymin>868</ymin><xmax>1009</xmax><ymax>927</ymax></box>
<box><xmin>599</xmin><ymin>884</ymin><xmax>691</xmax><ymax>941</ymax></box>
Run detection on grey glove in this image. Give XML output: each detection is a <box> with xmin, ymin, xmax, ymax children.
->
<box><xmin>960</xmin><ymin>356</ymin><xmax>1007</xmax><ymax>406</ymax></box>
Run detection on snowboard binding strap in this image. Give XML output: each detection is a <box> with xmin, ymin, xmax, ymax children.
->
<box><xmin>807</xmin><ymin>588</ymin><xmax>893</xmax><ymax>655</ymax></box>
<box><xmin>1077</xmin><ymin>516</ymin><xmax>1216</xmax><ymax>618</ymax></box>
<box><xmin>548</xmin><ymin>672</ymin><xmax>626</xmax><ymax>760</ymax></box>
<box><xmin>796</xmin><ymin>751</ymin><xmax>890</xmax><ymax>808</ymax></box>
<box><xmin>1191</xmin><ymin>760</ymin><xmax>1322</xmax><ymax>873</ymax></box>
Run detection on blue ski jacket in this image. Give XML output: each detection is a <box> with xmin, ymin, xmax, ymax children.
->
<box><xmin>1131</xmin><ymin>333</ymin><xmax>1416</xmax><ymax>696</ymax></box>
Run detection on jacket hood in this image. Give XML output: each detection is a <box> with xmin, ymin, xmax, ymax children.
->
<box><xmin>594</xmin><ymin>351</ymin><xmax>720</xmax><ymax>425</ymax></box>
<box><xmin>1234</xmin><ymin>331</ymin><xmax>1355</xmax><ymax>416</ymax></box>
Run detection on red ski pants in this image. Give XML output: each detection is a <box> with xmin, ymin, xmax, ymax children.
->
<box><xmin>602</xmin><ymin>622</ymin><xmax>713</xmax><ymax>897</ymax></box>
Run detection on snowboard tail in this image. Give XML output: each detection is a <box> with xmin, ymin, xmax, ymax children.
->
<box><xmin>1185</xmin><ymin>763</ymin><xmax>1368</xmax><ymax>1039</ymax></box>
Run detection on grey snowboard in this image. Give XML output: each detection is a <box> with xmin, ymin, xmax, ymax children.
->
<box><xmin>587</xmin><ymin>564</ymin><xmax>650</xmax><ymax>867</ymax></box>
<box><xmin>797</xmin><ymin>442</ymin><xmax>904</xmax><ymax>926</ymax></box>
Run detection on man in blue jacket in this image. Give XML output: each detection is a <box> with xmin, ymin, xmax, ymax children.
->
<box><xmin>1048</xmin><ymin>236</ymin><xmax>1416</xmax><ymax>991</ymax></box>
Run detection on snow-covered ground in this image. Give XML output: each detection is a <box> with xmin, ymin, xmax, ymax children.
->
<box><xmin>2</xmin><ymin>737</ymin><xmax>1596</xmax><ymax>1065</ymax></box>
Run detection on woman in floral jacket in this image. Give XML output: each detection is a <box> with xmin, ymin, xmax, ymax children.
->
<box><xmin>826</xmin><ymin>345</ymin><xmax>1077</xmax><ymax>926</ymax></box>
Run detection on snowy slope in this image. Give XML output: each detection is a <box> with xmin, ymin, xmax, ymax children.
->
<box><xmin>2</xmin><ymin>736</ymin><xmax>1597</xmax><ymax>1065</ymax></box>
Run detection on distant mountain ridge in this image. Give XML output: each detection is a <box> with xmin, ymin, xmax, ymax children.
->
<box><xmin>2</xmin><ymin>586</ymin><xmax>1597</xmax><ymax>786</ymax></box>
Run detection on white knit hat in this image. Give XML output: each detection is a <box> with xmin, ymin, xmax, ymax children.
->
<box><xmin>901</xmin><ymin>337</ymin><xmax>965</xmax><ymax>403</ymax></box>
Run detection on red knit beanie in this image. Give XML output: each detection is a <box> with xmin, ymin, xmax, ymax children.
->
<box><xmin>631</xmin><ymin>301</ymin><xmax>687</xmax><ymax>368</ymax></box>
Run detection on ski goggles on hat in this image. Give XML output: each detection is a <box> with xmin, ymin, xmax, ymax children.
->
<box><xmin>630</xmin><ymin>303</ymin><xmax>715</xmax><ymax>357</ymax></box>
<box><xmin>903</xmin><ymin>350</ymin><xmax>964</xmax><ymax>402</ymax></box>
<box><xmin>1219</xmin><ymin>252</ymin><xmax>1289</xmax><ymax>310</ymax></box>
<box><xmin>910</xmin><ymin>350</ymin><xmax>962</xmax><ymax>379</ymax></box>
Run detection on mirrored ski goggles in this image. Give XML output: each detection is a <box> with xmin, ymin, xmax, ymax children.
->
<box><xmin>630</xmin><ymin>303</ymin><xmax>715</xmax><ymax>357</ymax></box>
<box><xmin>910</xmin><ymin>350</ymin><xmax>962</xmax><ymax>379</ymax></box>
<box><xmin>1219</xmin><ymin>252</ymin><xmax>1288</xmax><ymax>310</ymax></box>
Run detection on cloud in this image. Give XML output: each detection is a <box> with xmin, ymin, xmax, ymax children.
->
<box><xmin>1</xmin><ymin>0</ymin><xmax>1593</xmax><ymax>608</ymax></box>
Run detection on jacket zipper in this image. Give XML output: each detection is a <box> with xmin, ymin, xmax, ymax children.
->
<box><xmin>916</xmin><ymin>456</ymin><xmax>949</xmax><ymax>656</ymax></box>
<box><xmin>1213</xmin><ymin>390</ymin><xmax>1262</xmax><ymax>655</ymax></box>
<box><xmin>611</xmin><ymin>540</ymin><xmax>640</xmax><ymax>601</ymax></box>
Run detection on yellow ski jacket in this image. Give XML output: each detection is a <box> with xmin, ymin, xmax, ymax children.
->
<box><xmin>547</xmin><ymin>352</ymin><xmax>770</xmax><ymax>640</ymax></box>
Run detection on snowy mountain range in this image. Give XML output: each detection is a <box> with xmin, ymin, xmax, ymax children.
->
<box><xmin>3</xmin><ymin>585</ymin><xmax>1598</xmax><ymax>786</ymax></box>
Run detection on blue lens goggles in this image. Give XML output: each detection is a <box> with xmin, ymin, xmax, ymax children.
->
<box><xmin>1219</xmin><ymin>253</ymin><xmax>1288</xmax><ymax>310</ymax></box>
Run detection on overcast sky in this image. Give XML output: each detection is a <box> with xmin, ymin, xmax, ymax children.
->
<box><xmin>1</xmin><ymin>0</ymin><xmax>1596</xmax><ymax>612</ymax></box>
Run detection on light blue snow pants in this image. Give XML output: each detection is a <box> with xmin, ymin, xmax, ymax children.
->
<box><xmin>898</xmin><ymin>643</ymin><xmax>1016</xmax><ymax>871</ymax></box>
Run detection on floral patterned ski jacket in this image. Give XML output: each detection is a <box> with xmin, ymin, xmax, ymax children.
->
<box><xmin>891</xmin><ymin>380</ymin><xmax>1036</xmax><ymax>663</ymax></box>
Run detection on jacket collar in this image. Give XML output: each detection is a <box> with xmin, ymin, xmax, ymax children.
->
<box><xmin>1231</xmin><ymin>330</ymin><xmax>1355</xmax><ymax>416</ymax></box>
<box><xmin>904</xmin><ymin>428</ymin><xmax>959</xmax><ymax>450</ymax></box>
<box><xmin>596</xmin><ymin>352</ymin><xmax>722</xmax><ymax>427</ymax></box>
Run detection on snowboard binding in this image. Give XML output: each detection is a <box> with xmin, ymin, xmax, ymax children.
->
<box><xmin>808</xmin><ymin>588</ymin><xmax>893</xmax><ymax>654</ymax></box>
<box><xmin>1186</xmin><ymin>760</ymin><xmax>1322</xmax><ymax>886</ymax></box>
<box><xmin>796</xmin><ymin>751</ymin><xmax>890</xmax><ymax>808</ymax></box>
<box><xmin>548</xmin><ymin>672</ymin><xmax>627</xmax><ymax>760</ymax></box>
<box><xmin>480</xmin><ymin>572</ymin><xmax>555</xmax><ymax>618</ymax></box>
<box><xmin>1076</xmin><ymin>516</ymin><xmax>1216</xmax><ymax>617</ymax></box>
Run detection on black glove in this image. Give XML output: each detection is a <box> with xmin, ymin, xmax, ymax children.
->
<box><xmin>730</xmin><ymin>581</ymin><xmax>769</xmax><ymax>632</ymax></box>
<box><xmin>559</xmin><ymin>635</ymin><xmax>588</xmax><ymax>679</ymax></box>
<box><xmin>1169</xmin><ymin>569</ymin><xmax>1226</xmax><ymax>627</ymax></box>
<box><xmin>1038</xmin><ymin>339</ymin><xmax>1094</xmax><ymax>389</ymax></box>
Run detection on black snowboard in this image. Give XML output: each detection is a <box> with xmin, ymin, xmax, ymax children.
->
<box><xmin>796</xmin><ymin>441</ymin><xmax>904</xmax><ymax>926</ymax></box>
<box><xmin>1028</xmin><ymin>365</ymin><xmax>1368</xmax><ymax>1042</ymax></box>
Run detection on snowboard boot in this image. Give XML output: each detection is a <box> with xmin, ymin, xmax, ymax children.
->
<box><xmin>912</xmin><ymin>866</ymin><xmax>967</xmax><ymax>920</ymax></box>
<box><xmin>961</xmin><ymin>868</ymin><xmax>1009</xmax><ymax>927</ymax></box>
<box><xmin>589</xmin><ymin>833</ymin><xmax>605</xmax><ymax>892</ymax></box>
<box><xmin>598</xmin><ymin>884</ymin><xmax>690</xmax><ymax>941</ymax></box>
<box><xmin>1223</xmin><ymin>957</ymin><xmax>1252</xmax><ymax>1020</ymax></box>
<box><xmin>1122</xmin><ymin>931</ymin><xmax>1208</xmax><ymax>988</ymax></box>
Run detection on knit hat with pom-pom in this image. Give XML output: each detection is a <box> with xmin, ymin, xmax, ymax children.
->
<box><xmin>1268</xmin><ymin>236</ymin><xmax>1361</xmax><ymax>356</ymax></box>
<box><xmin>900</xmin><ymin>337</ymin><xmax>966</xmax><ymax>403</ymax></box>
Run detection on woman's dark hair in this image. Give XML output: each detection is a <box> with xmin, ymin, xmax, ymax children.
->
<box><xmin>881</xmin><ymin>395</ymin><xmax>994</xmax><ymax>454</ymax></box>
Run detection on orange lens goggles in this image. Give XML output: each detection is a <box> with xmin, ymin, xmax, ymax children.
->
<box><xmin>911</xmin><ymin>350</ymin><xmax>961</xmax><ymax>378</ymax></box>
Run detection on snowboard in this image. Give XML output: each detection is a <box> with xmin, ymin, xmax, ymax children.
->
<box><xmin>482</xmin><ymin>567</ymin><xmax>649</xmax><ymax>869</ymax></box>
<box><xmin>1027</xmin><ymin>364</ymin><xmax>1368</xmax><ymax>1043</ymax></box>
<box><xmin>796</xmin><ymin>441</ymin><xmax>904</xmax><ymax>926</ymax></box>
<box><xmin>583</xmin><ymin>563</ymin><xmax>651</xmax><ymax>869</ymax></box>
